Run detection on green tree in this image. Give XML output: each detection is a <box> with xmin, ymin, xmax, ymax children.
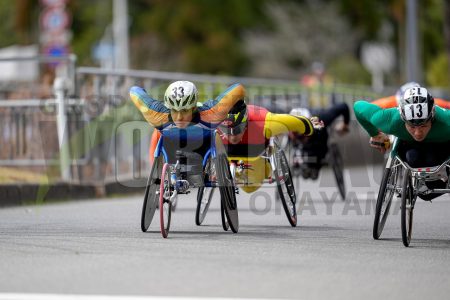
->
<box><xmin>129</xmin><ymin>0</ymin><xmax>270</xmax><ymax>75</ymax></box>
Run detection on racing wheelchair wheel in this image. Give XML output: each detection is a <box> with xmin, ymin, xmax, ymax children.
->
<box><xmin>195</xmin><ymin>158</ymin><xmax>215</xmax><ymax>225</ymax></box>
<box><xmin>141</xmin><ymin>156</ymin><xmax>162</xmax><ymax>232</ymax></box>
<box><xmin>196</xmin><ymin>187</ymin><xmax>215</xmax><ymax>226</ymax></box>
<box><xmin>329</xmin><ymin>143</ymin><xmax>346</xmax><ymax>201</ymax></box>
<box><xmin>274</xmin><ymin>148</ymin><xmax>297</xmax><ymax>227</ymax></box>
<box><xmin>373</xmin><ymin>165</ymin><xmax>398</xmax><ymax>239</ymax></box>
<box><xmin>401</xmin><ymin>169</ymin><xmax>415</xmax><ymax>247</ymax></box>
<box><xmin>159</xmin><ymin>163</ymin><xmax>173</xmax><ymax>238</ymax></box>
<box><xmin>216</xmin><ymin>153</ymin><xmax>238</xmax><ymax>233</ymax></box>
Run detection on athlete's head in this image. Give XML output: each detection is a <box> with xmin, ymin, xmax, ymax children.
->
<box><xmin>399</xmin><ymin>87</ymin><xmax>435</xmax><ymax>141</ymax></box>
<box><xmin>164</xmin><ymin>81</ymin><xmax>198</xmax><ymax>128</ymax></box>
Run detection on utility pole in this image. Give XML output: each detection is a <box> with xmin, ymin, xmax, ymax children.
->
<box><xmin>406</xmin><ymin>0</ymin><xmax>420</xmax><ymax>82</ymax></box>
<box><xmin>113</xmin><ymin>0</ymin><xmax>129</xmax><ymax>69</ymax></box>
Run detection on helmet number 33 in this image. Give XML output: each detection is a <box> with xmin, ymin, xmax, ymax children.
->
<box><xmin>171</xmin><ymin>87</ymin><xmax>185</xmax><ymax>100</ymax></box>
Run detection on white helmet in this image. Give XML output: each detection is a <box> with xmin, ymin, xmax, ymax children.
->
<box><xmin>290</xmin><ymin>107</ymin><xmax>311</xmax><ymax>118</ymax></box>
<box><xmin>164</xmin><ymin>81</ymin><xmax>198</xmax><ymax>111</ymax></box>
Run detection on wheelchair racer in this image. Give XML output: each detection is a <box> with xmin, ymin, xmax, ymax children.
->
<box><xmin>217</xmin><ymin>100</ymin><xmax>322</xmax><ymax>193</ymax></box>
<box><xmin>289</xmin><ymin>102</ymin><xmax>350</xmax><ymax>179</ymax></box>
<box><xmin>130</xmin><ymin>81</ymin><xmax>245</xmax><ymax>181</ymax></box>
<box><xmin>371</xmin><ymin>81</ymin><xmax>450</xmax><ymax>109</ymax></box>
<box><xmin>354</xmin><ymin>86</ymin><xmax>450</xmax><ymax>200</ymax></box>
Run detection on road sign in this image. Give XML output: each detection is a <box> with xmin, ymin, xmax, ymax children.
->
<box><xmin>40</xmin><ymin>8</ymin><xmax>70</xmax><ymax>32</ymax></box>
<box><xmin>361</xmin><ymin>42</ymin><xmax>395</xmax><ymax>74</ymax></box>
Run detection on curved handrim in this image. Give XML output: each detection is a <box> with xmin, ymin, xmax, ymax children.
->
<box><xmin>141</xmin><ymin>156</ymin><xmax>161</xmax><ymax>232</ymax></box>
<box><xmin>216</xmin><ymin>153</ymin><xmax>238</xmax><ymax>233</ymax></box>
<box><xmin>159</xmin><ymin>163</ymin><xmax>172</xmax><ymax>238</ymax></box>
<box><xmin>401</xmin><ymin>169</ymin><xmax>414</xmax><ymax>247</ymax></box>
<box><xmin>330</xmin><ymin>144</ymin><xmax>346</xmax><ymax>201</ymax></box>
<box><xmin>274</xmin><ymin>149</ymin><xmax>297</xmax><ymax>227</ymax></box>
<box><xmin>373</xmin><ymin>167</ymin><xmax>396</xmax><ymax>239</ymax></box>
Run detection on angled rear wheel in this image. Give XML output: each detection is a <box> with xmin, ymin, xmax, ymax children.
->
<box><xmin>196</xmin><ymin>187</ymin><xmax>215</xmax><ymax>226</ymax></box>
<box><xmin>401</xmin><ymin>169</ymin><xmax>414</xmax><ymax>247</ymax></box>
<box><xmin>373</xmin><ymin>166</ymin><xmax>398</xmax><ymax>239</ymax></box>
<box><xmin>195</xmin><ymin>158</ymin><xmax>215</xmax><ymax>225</ymax></box>
<box><xmin>274</xmin><ymin>148</ymin><xmax>297</xmax><ymax>227</ymax></box>
<box><xmin>329</xmin><ymin>143</ymin><xmax>346</xmax><ymax>201</ymax></box>
<box><xmin>159</xmin><ymin>163</ymin><xmax>172</xmax><ymax>238</ymax></box>
<box><xmin>141</xmin><ymin>156</ymin><xmax>162</xmax><ymax>232</ymax></box>
<box><xmin>216</xmin><ymin>153</ymin><xmax>238</xmax><ymax>233</ymax></box>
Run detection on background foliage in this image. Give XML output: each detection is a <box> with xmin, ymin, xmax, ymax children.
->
<box><xmin>0</xmin><ymin>0</ymin><xmax>448</xmax><ymax>87</ymax></box>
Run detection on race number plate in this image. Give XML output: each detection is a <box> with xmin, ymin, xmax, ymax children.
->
<box><xmin>404</xmin><ymin>103</ymin><xmax>428</xmax><ymax>120</ymax></box>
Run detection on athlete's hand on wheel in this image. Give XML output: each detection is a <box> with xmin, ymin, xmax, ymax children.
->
<box><xmin>369</xmin><ymin>132</ymin><xmax>390</xmax><ymax>154</ymax></box>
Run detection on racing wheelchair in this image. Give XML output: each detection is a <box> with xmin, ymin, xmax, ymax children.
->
<box><xmin>141</xmin><ymin>127</ymin><xmax>239</xmax><ymax>238</ymax></box>
<box><xmin>290</xmin><ymin>128</ymin><xmax>346</xmax><ymax>201</ymax></box>
<box><xmin>196</xmin><ymin>136</ymin><xmax>297</xmax><ymax>227</ymax></box>
<box><xmin>373</xmin><ymin>138</ymin><xmax>450</xmax><ymax>247</ymax></box>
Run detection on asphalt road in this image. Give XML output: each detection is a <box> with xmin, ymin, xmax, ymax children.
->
<box><xmin>1</xmin><ymin>166</ymin><xmax>450</xmax><ymax>300</ymax></box>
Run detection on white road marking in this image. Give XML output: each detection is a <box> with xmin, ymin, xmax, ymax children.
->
<box><xmin>0</xmin><ymin>294</ymin><xmax>286</xmax><ymax>300</ymax></box>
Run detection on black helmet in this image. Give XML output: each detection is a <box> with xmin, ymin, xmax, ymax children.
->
<box><xmin>399</xmin><ymin>87</ymin><xmax>434</xmax><ymax>126</ymax></box>
<box><xmin>219</xmin><ymin>100</ymin><xmax>248</xmax><ymax>135</ymax></box>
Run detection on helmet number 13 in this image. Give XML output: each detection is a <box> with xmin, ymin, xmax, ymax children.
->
<box><xmin>405</xmin><ymin>103</ymin><xmax>427</xmax><ymax>120</ymax></box>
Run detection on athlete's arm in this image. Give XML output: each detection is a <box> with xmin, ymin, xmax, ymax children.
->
<box><xmin>129</xmin><ymin>86</ymin><xmax>170</xmax><ymax>128</ymax></box>
<box><xmin>317</xmin><ymin>102</ymin><xmax>350</xmax><ymax>126</ymax></box>
<box><xmin>353</xmin><ymin>101</ymin><xmax>399</xmax><ymax>137</ymax></box>
<box><xmin>200</xmin><ymin>83</ymin><xmax>246</xmax><ymax>124</ymax></box>
<box><xmin>428</xmin><ymin>106</ymin><xmax>450</xmax><ymax>140</ymax></box>
<box><xmin>263</xmin><ymin>112</ymin><xmax>314</xmax><ymax>138</ymax></box>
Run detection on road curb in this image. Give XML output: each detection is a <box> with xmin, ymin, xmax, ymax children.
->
<box><xmin>0</xmin><ymin>182</ymin><xmax>145</xmax><ymax>207</ymax></box>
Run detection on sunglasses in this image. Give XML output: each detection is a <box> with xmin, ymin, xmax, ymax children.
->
<box><xmin>218</xmin><ymin>122</ymin><xmax>247</xmax><ymax>136</ymax></box>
